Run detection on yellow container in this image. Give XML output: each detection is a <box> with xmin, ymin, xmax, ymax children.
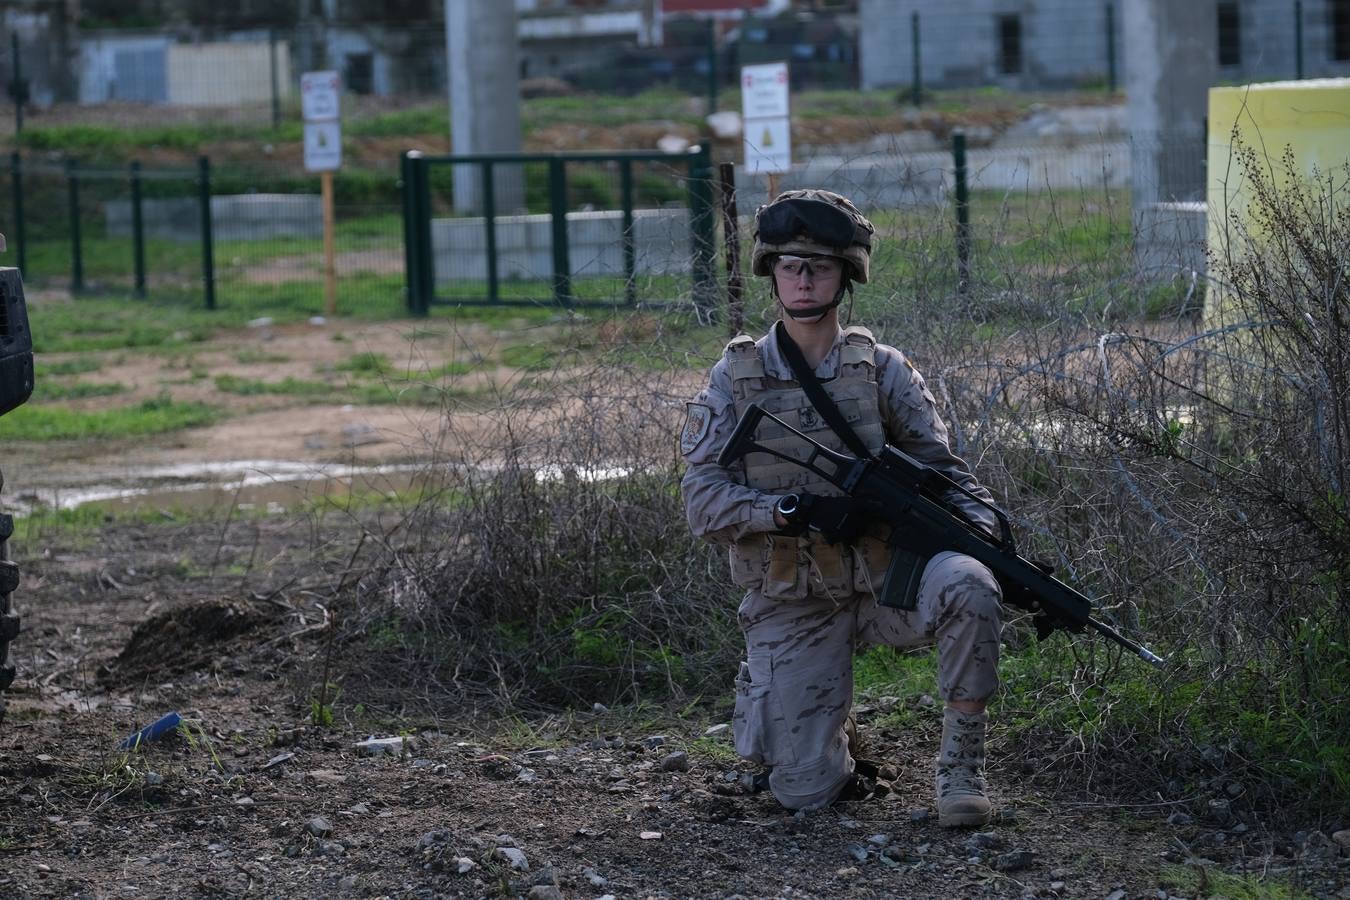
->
<box><xmin>1206</xmin><ymin>78</ymin><xmax>1350</xmax><ymax>320</ymax></box>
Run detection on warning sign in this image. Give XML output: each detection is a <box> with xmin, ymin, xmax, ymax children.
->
<box><xmin>741</xmin><ymin>61</ymin><xmax>791</xmax><ymax>175</ymax></box>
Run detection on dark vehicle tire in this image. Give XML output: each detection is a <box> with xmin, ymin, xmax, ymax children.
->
<box><xmin>0</xmin><ymin>468</ymin><xmax>19</xmax><ymax>724</ymax></box>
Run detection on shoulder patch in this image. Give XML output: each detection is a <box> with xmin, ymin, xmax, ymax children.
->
<box><xmin>680</xmin><ymin>402</ymin><xmax>714</xmax><ymax>455</ymax></box>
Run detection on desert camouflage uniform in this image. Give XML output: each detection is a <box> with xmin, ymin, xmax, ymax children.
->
<box><xmin>680</xmin><ymin>325</ymin><xmax>1003</xmax><ymax>811</ymax></box>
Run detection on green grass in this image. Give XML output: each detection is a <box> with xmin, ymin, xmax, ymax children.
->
<box><xmin>0</xmin><ymin>396</ymin><xmax>218</xmax><ymax>441</ymax></box>
<box><xmin>38</xmin><ymin>357</ymin><xmax>103</xmax><ymax>376</ymax></box>
<box><xmin>214</xmin><ymin>374</ymin><xmax>334</xmax><ymax>398</ymax></box>
<box><xmin>32</xmin><ymin>380</ymin><xmax>126</xmax><ymax>401</ymax></box>
<box><xmin>1159</xmin><ymin>864</ymin><xmax>1312</xmax><ymax>900</ymax></box>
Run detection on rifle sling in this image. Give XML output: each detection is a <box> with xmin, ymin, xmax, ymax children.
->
<box><xmin>774</xmin><ymin>320</ymin><xmax>873</xmax><ymax>461</ymax></box>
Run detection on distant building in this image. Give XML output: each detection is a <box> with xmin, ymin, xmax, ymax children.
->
<box><xmin>859</xmin><ymin>0</ymin><xmax>1350</xmax><ymax>91</ymax></box>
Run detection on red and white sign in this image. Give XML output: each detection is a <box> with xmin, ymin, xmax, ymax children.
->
<box><xmin>301</xmin><ymin>70</ymin><xmax>341</xmax><ymax>123</ymax></box>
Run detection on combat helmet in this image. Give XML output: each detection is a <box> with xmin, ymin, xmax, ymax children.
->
<box><xmin>751</xmin><ymin>189</ymin><xmax>875</xmax><ymax>284</ymax></box>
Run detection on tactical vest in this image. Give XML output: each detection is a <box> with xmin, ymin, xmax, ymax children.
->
<box><xmin>725</xmin><ymin>327</ymin><xmax>892</xmax><ymax>601</ymax></box>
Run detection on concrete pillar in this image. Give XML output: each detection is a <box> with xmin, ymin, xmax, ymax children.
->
<box><xmin>1124</xmin><ymin>0</ymin><xmax>1215</xmax><ymax>205</ymax></box>
<box><xmin>445</xmin><ymin>0</ymin><xmax>525</xmax><ymax>213</ymax></box>
<box><xmin>1124</xmin><ymin>0</ymin><xmax>1216</xmax><ymax>279</ymax></box>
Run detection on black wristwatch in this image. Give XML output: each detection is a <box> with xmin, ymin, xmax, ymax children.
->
<box><xmin>775</xmin><ymin>493</ymin><xmax>802</xmax><ymax>520</ymax></box>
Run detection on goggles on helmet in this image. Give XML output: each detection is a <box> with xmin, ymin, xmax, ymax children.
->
<box><xmin>757</xmin><ymin>198</ymin><xmax>866</xmax><ymax>249</ymax></box>
<box><xmin>772</xmin><ymin>255</ymin><xmax>844</xmax><ymax>280</ymax></box>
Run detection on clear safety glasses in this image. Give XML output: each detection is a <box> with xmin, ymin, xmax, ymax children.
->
<box><xmin>772</xmin><ymin>255</ymin><xmax>844</xmax><ymax>280</ymax></box>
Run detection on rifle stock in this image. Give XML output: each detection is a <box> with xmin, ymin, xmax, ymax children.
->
<box><xmin>720</xmin><ymin>403</ymin><xmax>1165</xmax><ymax>668</ymax></box>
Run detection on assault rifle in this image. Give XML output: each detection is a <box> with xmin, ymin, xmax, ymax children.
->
<box><xmin>717</xmin><ymin>403</ymin><xmax>1165</xmax><ymax>668</ymax></box>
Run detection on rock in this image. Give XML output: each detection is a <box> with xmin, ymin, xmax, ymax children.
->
<box><xmin>416</xmin><ymin>829</ymin><xmax>452</xmax><ymax>852</ymax></box>
<box><xmin>263</xmin><ymin>751</ymin><xmax>294</xmax><ymax>770</ymax></box>
<box><xmin>660</xmin><ymin>751</ymin><xmax>690</xmax><ymax>772</ymax></box>
<box><xmin>656</xmin><ymin>135</ymin><xmax>690</xmax><ymax>154</ymax></box>
<box><xmin>347</xmin><ymin>802</ymin><xmax>369</xmax><ymax>815</ymax></box>
<box><xmin>643</xmin><ymin>735</ymin><xmax>667</xmax><ymax>749</ymax></box>
<box><xmin>1049</xmin><ymin>882</ymin><xmax>1065</xmax><ymax>892</ymax></box>
<box><xmin>305</xmin><ymin>816</ymin><xmax>334</xmax><ymax>837</ymax></box>
<box><xmin>909</xmin><ymin>809</ymin><xmax>930</xmax><ymax>823</ymax></box>
<box><xmin>845</xmin><ymin>843</ymin><xmax>869</xmax><ymax>862</ymax></box>
<box><xmin>1225</xmin><ymin>781</ymin><xmax>1245</xmax><ymax>798</ymax></box>
<box><xmin>583</xmin><ymin>867</ymin><xmax>607</xmax><ymax>887</ymax></box>
<box><xmin>1332</xmin><ymin>829</ymin><xmax>1350</xmax><ymax>853</ymax></box>
<box><xmin>992</xmin><ymin>850</ymin><xmax>1035</xmax><ymax>872</ymax></box>
<box><xmin>916</xmin><ymin>694</ymin><xmax>936</xmax><ymax>707</ymax></box>
<box><xmin>639</xmin><ymin>831</ymin><xmax>662</xmax><ymax>840</ymax></box>
<box><xmin>705</xmin><ymin>723</ymin><xmax>730</xmax><ymax>737</ymax></box>
<box><xmin>529</xmin><ymin>866</ymin><xmax>560</xmax><ymax>887</ymax></box>
<box><xmin>592</xmin><ymin>702</ymin><xmax>609</xmax><ymax>713</ymax></box>
<box><xmin>706</xmin><ymin>110</ymin><xmax>742</xmax><ymax>139</ymax></box>
<box><xmin>528</xmin><ymin>888</ymin><xmax>563</xmax><ymax>900</ymax></box>
<box><xmin>969</xmin><ymin>832</ymin><xmax>1002</xmax><ymax>850</ymax></box>
<box><xmin>355</xmin><ymin>736</ymin><xmax>411</xmax><ymax>757</ymax></box>
<box><xmin>248</xmin><ymin>317</ymin><xmax>273</xmax><ymax>329</ymax></box>
<box><xmin>1167</xmin><ymin>811</ymin><xmax>1193</xmax><ymax>826</ymax></box>
<box><xmin>316</xmin><ymin>840</ymin><xmax>345</xmax><ymax>856</ymax></box>
<box><xmin>454</xmin><ymin>857</ymin><xmax>475</xmax><ymax>874</ymax></box>
<box><xmin>144</xmin><ymin>772</ymin><xmax>163</xmax><ymax>786</ymax></box>
<box><xmin>1104</xmin><ymin>890</ymin><xmax>1127</xmax><ymax>900</ymax></box>
<box><xmin>867</xmin><ymin>833</ymin><xmax>890</xmax><ymax>847</ymax></box>
<box><xmin>1207</xmin><ymin>798</ymin><xmax>1233</xmax><ymax>824</ymax></box>
<box><xmin>496</xmin><ymin>847</ymin><xmax>529</xmax><ymax>871</ymax></box>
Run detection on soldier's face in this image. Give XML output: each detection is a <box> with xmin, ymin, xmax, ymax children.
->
<box><xmin>773</xmin><ymin>255</ymin><xmax>843</xmax><ymax>311</ymax></box>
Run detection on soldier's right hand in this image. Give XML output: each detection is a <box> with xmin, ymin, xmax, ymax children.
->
<box><xmin>778</xmin><ymin>493</ymin><xmax>879</xmax><ymax>544</ymax></box>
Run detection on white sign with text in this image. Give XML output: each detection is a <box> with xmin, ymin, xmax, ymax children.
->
<box><xmin>741</xmin><ymin>62</ymin><xmax>791</xmax><ymax>175</ymax></box>
<box><xmin>301</xmin><ymin>70</ymin><xmax>341</xmax><ymax>122</ymax></box>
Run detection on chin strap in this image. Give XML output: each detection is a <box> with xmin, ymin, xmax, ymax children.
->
<box><xmin>772</xmin><ymin>280</ymin><xmax>852</xmax><ymax>321</ymax></box>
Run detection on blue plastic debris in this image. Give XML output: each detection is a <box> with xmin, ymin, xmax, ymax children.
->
<box><xmin>119</xmin><ymin>711</ymin><xmax>182</xmax><ymax>750</ymax></box>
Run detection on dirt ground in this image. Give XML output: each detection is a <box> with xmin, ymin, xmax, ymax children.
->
<box><xmin>2</xmin><ymin>316</ymin><xmax>1349</xmax><ymax>899</ymax></box>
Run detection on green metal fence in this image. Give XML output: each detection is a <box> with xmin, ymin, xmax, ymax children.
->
<box><xmin>400</xmin><ymin>147</ymin><xmax>719</xmax><ymax>316</ymax></box>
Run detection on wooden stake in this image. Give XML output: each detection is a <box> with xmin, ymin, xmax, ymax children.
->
<box><xmin>766</xmin><ymin>172</ymin><xmax>780</xmax><ymax>201</ymax></box>
<box><xmin>321</xmin><ymin>169</ymin><xmax>336</xmax><ymax>317</ymax></box>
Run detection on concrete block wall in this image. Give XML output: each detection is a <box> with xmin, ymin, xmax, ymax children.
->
<box><xmin>104</xmin><ymin>194</ymin><xmax>322</xmax><ymax>242</ymax></box>
<box><xmin>431</xmin><ymin>207</ymin><xmax>691</xmax><ymax>285</ymax></box>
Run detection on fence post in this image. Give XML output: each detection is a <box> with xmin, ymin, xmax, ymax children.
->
<box><xmin>269</xmin><ymin>29</ymin><xmax>282</xmax><ymax>130</ymax></box>
<box><xmin>481</xmin><ymin>159</ymin><xmax>499</xmax><ymax>305</ymax></box>
<box><xmin>718</xmin><ymin>161</ymin><xmax>744</xmax><ymax>335</ymax></box>
<box><xmin>911</xmin><ymin>11</ymin><xmax>922</xmax><ymax>107</ymax></box>
<box><xmin>1105</xmin><ymin>2</ymin><xmax>1117</xmax><ymax>93</ymax></box>
<box><xmin>130</xmin><ymin>161</ymin><xmax>146</xmax><ymax>297</ymax></box>
<box><xmin>9</xmin><ymin>34</ymin><xmax>24</xmax><ymax>137</ymax></box>
<box><xmin>687</xmin><ymin>145</ymin><xmax>718</xmax><ymax>321</ymax></box>
<box><xmin>620</xmin><ymin>157</ymin><xmax>636</xmax><ymax>307</ymax></box>
<box><xmin>197</xmin><ymin>156</ymin><xmax>216</xmax><ymax>310</ymax></box>
<box><xmin>548</xmin><ymin>156</ymin><xmax>572</xmax><ymax>308</ymax></box>
<box><xmin>9</xmin><ymin>152</ymin><xmax>25</xmax><ymax>276</ymax></box>
<box><xmin>1294</xmin><ymin>0</ymin><xmax>1304</xmax><ymax>79</ymax></box>
<box><xmin>400</xmin><ymin>151</ymin><xmax>419</xmax><ymax>314</ymax></box>
<box><xmin>66</xmin><ymin>158</ymin><xmax>84</xmax><ymax>293</ymax></box>
<box><xmin>952</xmin><ymin>131</ymin><xmax>970</xmax><ymax>296</ymax></box>
<box><xmin>705</xmin><ymin>19</ymin><xmax>718</xmax><ymax>115</ymax></box>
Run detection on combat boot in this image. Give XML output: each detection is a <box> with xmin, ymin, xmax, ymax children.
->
<box><xmin>935</xmin><ymin>707</ymin><xmax>993</xmax><ymax>827</ymax></box>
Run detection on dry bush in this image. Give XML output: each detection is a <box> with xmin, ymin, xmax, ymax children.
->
<box><xmin>329</xmin><ymin>316</ymin><xmax>741</xmax><ymax>713</ymax></box>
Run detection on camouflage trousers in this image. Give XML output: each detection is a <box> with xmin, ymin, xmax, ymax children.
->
<box><xmin>732</xmin><ymin>550</ymin><xmax>1002</xmax><ymax>811</ymax></box>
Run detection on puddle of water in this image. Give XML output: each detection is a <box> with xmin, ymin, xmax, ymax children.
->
<box><xmin>12</xmin><ymin>458</ymin><xmax>641</xmax><ymax>518</ymax></box>
<box><xmin>13</xmin><ymin>460</ymin><xmax>429</xmax><ymax>518</ymax></box>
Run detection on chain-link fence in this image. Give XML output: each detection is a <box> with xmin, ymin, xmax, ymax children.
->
<box><xmin>0</xmin><ymin>127</ymin><xmax>1212</xmax><ymax>320</ymax></box>
<box><xmin>1</xmin><ymin>154</ymin><xmax>407</xmax><ymax>315</ymax></box>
